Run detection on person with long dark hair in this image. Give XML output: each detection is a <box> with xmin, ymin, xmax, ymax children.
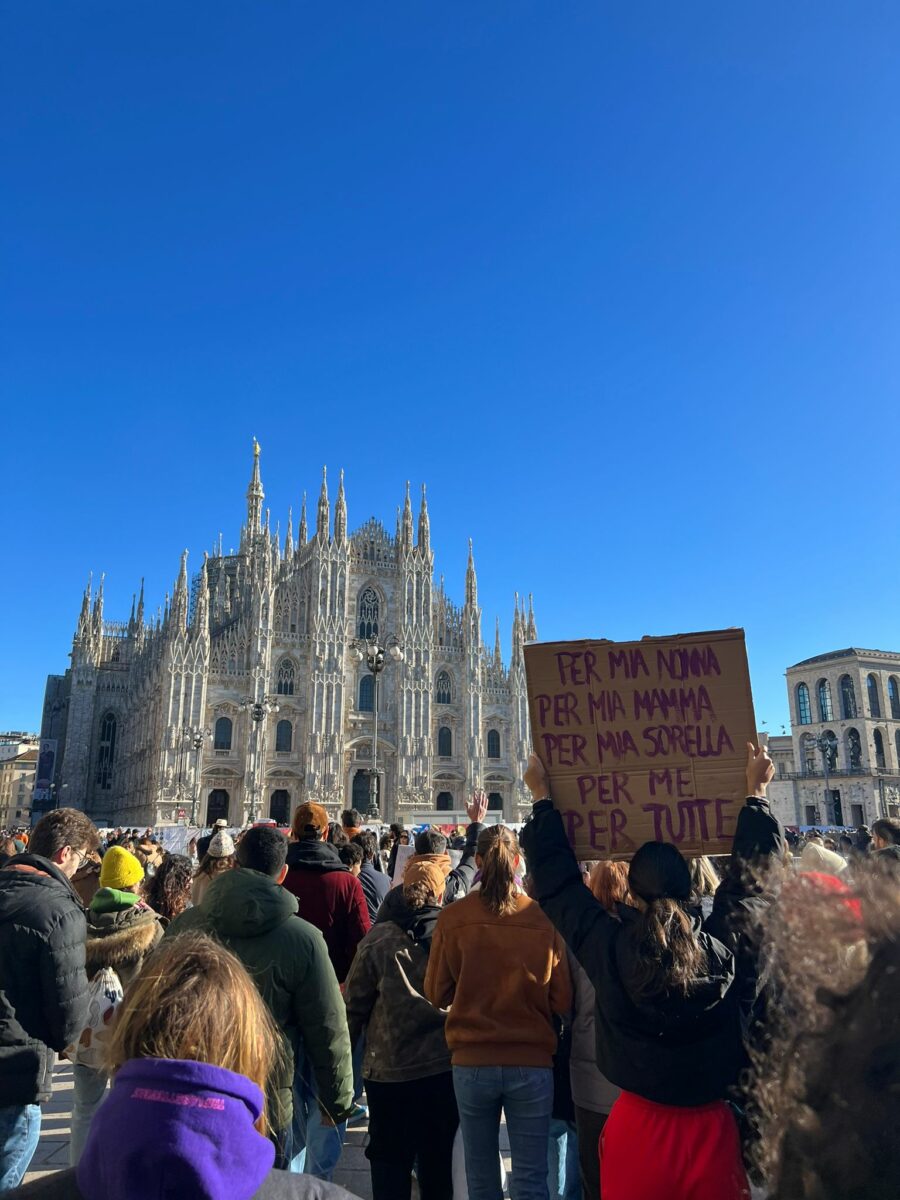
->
<box><xmin>521</xmin><ymin>745</ymin><xmax>782</xmax><ymax>1200</ymax></box>
<box><xmin>426</xmin><ymin>825</ymin><xmax>571</xmax><ymax>1200</ymax></box>
<box><xmin>142</xmin><ymin>852</ymin><xmax>193</xmax><ymax>923</ymax></box>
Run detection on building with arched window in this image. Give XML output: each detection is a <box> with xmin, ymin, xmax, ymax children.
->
<box><xmin>38</xmin><ymin>442</ymin><xmax>535</xmax><ymax>826</ymax></box>
<box><xmin>771</xmin><ymin>648</ymin><xmax>900</xmax><ymax>829</ymax></box>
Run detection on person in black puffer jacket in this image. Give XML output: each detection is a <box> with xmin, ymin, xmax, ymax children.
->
<box><xmin>0</xmin><ymin>808</ymin><xmax>99</xmax><ymax>1190</ymax></box>
<box><xmin>520</xmin><ymin>745</ymin><xmax>785</xmax><ymax>1200</ymax></box>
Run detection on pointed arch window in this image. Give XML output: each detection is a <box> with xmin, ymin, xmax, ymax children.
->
<box><xmin>436</xmin><ymin>671</ymin><xmax>453</xmax><ymax>705</ymax></box>
<box><xmin>275</xmin><ymin>719</ymin><xmax>293</xmax><ymax>753</ymax></box>
<box><xmin>214</xmin><ymin>716</ymin><xmax>233</xmax><ymax>751</ymax></box>
<box><xmin>868</xmin><ymin>674</ymin><xmax>882</xmax><ymax>718</ymax></box>
<box><xmin>95</xmin><ymin>711</ymin><xmax>117</xmax><ymax>790</ymax></box>
<box><xmin>890</xmin><ymin>677</ymin><xmax>900</xmax><ymax>720</ymax></box>
<box><xmin>276</xmin><ymin>659</ymin><xmax>295</xmax><ymax>696</ymax></box>
<box><xmin>796</xmin><ymin>683</ymin><xmax>812</xmax><ymax>726</ymax></box>
<box><xmin>358</xmin><ymin>673</ymin><xmax>374</xmax><ymax>712</ymax></box>
<box><xmin>840</xmin><ymin>675</ymin><xmax>857</xmax><ymax>719</ymax></box>
<box><xmin>874</xmin><ymin>728</ymin><xmax>887</xmax><ymax>770</ymax></box>
<box><xmin>817</xmin><ymin>680</ymin><xmax>834</xmax><ymax>722</ymax></box>
<box><xmin>437</xmin><ymin>726</ymin><xmax>453</xmax><ymax>757</ymax></box>
<box><xmin>358</xmin><ymin>587</ymin><xmax>379</xmax><ymax>640</ymax></box>
<box><xmin>487</xmin><ymin>729</ymin><xmax>501</xmax><ymax>759</ymax></box>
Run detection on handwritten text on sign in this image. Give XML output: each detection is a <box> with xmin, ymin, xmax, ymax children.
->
<box><xmin>524</xmin><ymin>630</ymin><xmax>757</xmax><ymax>860</ymax></box>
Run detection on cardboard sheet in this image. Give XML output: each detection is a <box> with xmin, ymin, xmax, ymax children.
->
<box><xmin>525</xmin><ymin>629</ymin><xmax>756</xmax><ymax>860</ymax></box>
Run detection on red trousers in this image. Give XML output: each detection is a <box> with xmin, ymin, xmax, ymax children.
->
<box><xmin>599</xmin><ymin>1091</ymin><xmax>750</xmax><ymax>1200</ymax></box>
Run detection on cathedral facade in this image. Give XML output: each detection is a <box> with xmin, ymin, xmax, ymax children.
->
<box><xmin>37</xmin><ymin>443</ymin><xmax>536</xmax><ymax>828</ymax></box>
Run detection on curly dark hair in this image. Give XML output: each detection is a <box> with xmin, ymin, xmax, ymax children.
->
<box><xmin>748</xmin><ymin>865</ymin><xmax>900</xmax><ymax>1199</ymax></box>
<box><xmin>143</xmin><ymin>853</ymin><xmax>193</xmax><ymax>922</ymax></box>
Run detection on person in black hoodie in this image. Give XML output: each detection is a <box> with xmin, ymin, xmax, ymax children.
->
<box><xmin>0</xmin><ymin>808</ymin><xmax>99</xmax><ymax>1189</ymax></box>
<box><xmin>520</xmin><ymin>744</ymin><xmax>782</xmax><ymax>1200</ymax></box>
<box><xmin>351</xmin><ymin>832</ymin><xmax>389</xmax><ymax>925</ymax></box>
<box><xmin>343</xmin><ymin>859</ymin><xmax>458</xmax><ymax>1200</ymax></box>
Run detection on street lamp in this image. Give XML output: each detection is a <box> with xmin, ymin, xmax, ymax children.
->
<box><xmin>240</xmin><ymin>696</ymin><xmax>280</xmax><ymax>823</ymax></box>
<box><xmin>180</xmin><ymin>726</ymin><xmax>211</xmax><ymax>826</ymax></box>
<box><xmin>348</xmin><ymin>636</ymin><xmax>404</xmax><ymax>820</ymax></box>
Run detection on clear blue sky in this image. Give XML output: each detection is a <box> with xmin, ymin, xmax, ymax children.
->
<box><xmin>2</xmin><ymin>3</ymin><xmax>899</xmax><ymax>735</ymax></box>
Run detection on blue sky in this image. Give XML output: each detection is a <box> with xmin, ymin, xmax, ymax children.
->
<box><xmin>2</xmin><ymin>2</ymin><xmax>899</xmax><ymax>735</ymax></box>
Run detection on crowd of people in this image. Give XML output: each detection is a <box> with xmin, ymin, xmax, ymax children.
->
<box><xmin>0</xmin><ymin>755</ymin><xmax>898</xmax><ymax>1199</ymax></box>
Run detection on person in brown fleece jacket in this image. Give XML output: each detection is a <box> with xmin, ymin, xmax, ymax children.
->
<box><xmin>425</xmin><ymin>824</ymin><xmax>571</xmax><ymax>1200</ymax></box>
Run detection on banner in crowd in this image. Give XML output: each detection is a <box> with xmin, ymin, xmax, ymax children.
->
<box><xmin>525</xmin><ymin>629</ymin><xmax>756</xmax><ymax>860</ymax></box>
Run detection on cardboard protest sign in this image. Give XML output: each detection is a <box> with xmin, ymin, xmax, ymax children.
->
<box><xmin>525</xmin><ymin>629</ymin><xmax>756</xmax><ymax>860</ymax></box>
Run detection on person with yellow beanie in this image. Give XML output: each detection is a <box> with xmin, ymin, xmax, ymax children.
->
<box><xmin>70</xmin><ymin>846</ymin><xmax>165</xmax><ymax>1164</ymax></box>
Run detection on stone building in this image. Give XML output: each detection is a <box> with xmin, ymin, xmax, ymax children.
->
<box><xmin>36</xmin><ymin>443</ymin><xmax>536</xmax><ymax>828</ymax></box>
<box><xmin>0</xmin><ymin>735</ymin><xmax>39</xmax><ymax>827</ymax></box>
<box><xmin>774</xmin><ymin>648</ymin><xmax>900</xmax><ymax>827</ymax></box>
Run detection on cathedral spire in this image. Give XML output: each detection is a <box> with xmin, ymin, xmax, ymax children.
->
<box><xmin>494</xmin><ymin>616</ymin><xmax>502</xmax><ymax>665</ymax></box>
<box><xmin>526</xmin><ymin>593</ymin><xmax>537</xmax><ymax>641</ymax></box>
<box><xmin>171</xmin><ymin>550</ymin><xmax>189</xmax><ymax>630</ymax></box>
<box><xmin>299</xmin><ymin>492</ymin><xmax>308</xmax><ymax>546</ymax></box>
<box><xmin>316</xmin><ymin>467</ymin><xmax>330</xmax><ymax>541</ymax></box>
<box><xmin>246</xmin><ymin>438</ymin><xmax>264</xmax><ymax>533</ymax></box>
<box><xmin>92</xmin><ymin>573</ymin><xmax>105</xmax><ymax>638</ymax></box>
<box><xmin>417</xmin><ymin>484</ymin><xmax>430</xmax><ymax>555</ymax></box>
<box><xmin>465</xmin><ymin>539</ymin><xmax>478</xmax><ymax>608</ymax></box>
<box><xmin>512</xmin><ymin>591</ymin><xmax>523</xmax><ymax>651</ymax></box>
<box><xmin>284</xmin><ymin>507</ymin><xmax>294</xmax><ymax>561</ymax></box>
<box><xmin>76</xmin><ymin>573</ymin><xmax>92</xmax><ymax>642</ymax></box>
<box><xmin>401</xmin><ymin>480</ymin><xmax>413</xmax><ymax>552</ymax></box>
<box><xmin>334</xmin><ymin>469</ymin><xmax>347</xmax><ymax>544</ymax></box>
<box><xmin>136</xmin><ymin>577</ymin><xmax>145</xmax><ymax>628</ymax></box>
<box><xmin>192</xmin><ymin>553</ymin><xmax>209</xmax><ymax>636</ymax></box>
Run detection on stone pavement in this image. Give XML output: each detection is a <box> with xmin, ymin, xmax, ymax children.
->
<box><xmin>25</xmin><ymin>1063</ymin><xmax>513</xmax><ymax>1199</ymax></box>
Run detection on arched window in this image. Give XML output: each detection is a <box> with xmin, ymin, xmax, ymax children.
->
<box><xmin>868</xmin><ymin>674</ymin><xmax>882</xmax><ymax>719</ymax></box>
<box><xmin>796</xmin><ymin>683</ymin><xmax>812</xmax><ymax>725</ymax></box>
<box><xmin>207</xmin><ymin>789</ymin><xmax>229</xmax><ymax>823</ymax></box>
<box><xmin>214</xmin><ymin>716</ymin><xmax>233</xmax><ymax>751</ymax></box>
<box><xmin>437</xmin><ymin>726</ymin><xmax>452</xmax><ymax>757</ymax></box>
<box><xmin>436</xmin><ymin>791</ymin><xmax>453</xmax><ymax>811</ymax></box>
<box><xmin>847</xmin><ymin>728</ymin><xmax>862</xmax><ymax>770</ymax></box>
<box><xmin>269</xmin><ymin>789</ymin><xmax>290</xmax><ymax>824</ymax></box>
<box><xmin>276</xmin><ymin>659</ymin><xmax>295</xmax><ymax>696</ymax></box>
<box><xmin>275</xmin><ymin>719</ymin><xmax>293</xmax><ymax>753</ymax></box>
<box><xmin>840</xmin><ymin>675</ymin><xmax>857</xmax><ymax>720</ymax></box>
<box><xmin>889</xmin><ymin>677</ymin><xmax>900</xmax><ymax>720</ymax></box>
<box><xmin>358</xmin><ymin>587</ymin><xmax>379</xmax><ymax>640</ymax></box>
<box><xmin>95</xmin><ymin>711</ymin><xmax>117</xmax><ymax>789</ymax></box>
<box><xmin>488</xmin><ymin>792</ymin><xmax>503</xmax><ymax>811</ymax></box>
<box><xmin>817</xmin><ymin>680</ymin><xmax>834</xmax><ymax>722</ymax></box>
<box><xmin>435</xmin><ymin>671</ymin><xmax>453</xmax><ymax>705</ymax></box>
<box><xmin>874</xmin><ymin>729</ymin><xmax>887</xmax><ymax>770</ymax></box>
<box><xmin>358</xmin><ymin>674</ymin><xmax>374</xmax><ymax>712</ymax></box>
<box><xmin>486</xmin><ymin>729</ymin><xmax>501</xmax><ymax>758</ymax></box>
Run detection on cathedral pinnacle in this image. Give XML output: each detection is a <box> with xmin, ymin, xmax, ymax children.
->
<box><xmin>171</xmin><ymin>550</ymin><xmax>189</xmax><ymax>630</ymax></box>
<box><xmin>417</xmin><ymin>484</ymin><xmax>431</xmax><ymax>554</ymax></box>
<box><xmin>334</xmin><ymin>469</ymin><xmax>347</xmax><ymax>543</ymax></box>
<box><xmin>465</xmin><ymin>538</ymin><xmax>478</xmax><ymax>608</ymax></box>
<box><xmin>494</xmin><ymin>616</ymin><xmax>502</xmax><ymax>664</ymax></box>
<box><xmin>299</xmin><ymin>493</ymin><xmax>308</xmax><ymax>545</ymax></box>
<box><xmin>317</xmin><ymin>467</ymin><xmax>330</xmax><ymax>541</ymax></box>
<box><xmin>193</xmin><ymin>553</ymin><xmax>210</xmax><ymax>636</ymax></box>
<box><xmin>284</xmin><ymin>507</ymin><xmax>294</xmax><ymax>561</ymax></box>
<box><xmin>246</xmin><ymin>437</ymin><xmax>264</xmax><ymax>533</ymax></box>
<box><xmin>401</xmin><ymin>480</ymin><xmax>413</xmax><ymax>552</ymax></box>
<box><xmin>526</xmin><ymin>593</ymin><xmax>537</xmax><ymax>641</ymax></box>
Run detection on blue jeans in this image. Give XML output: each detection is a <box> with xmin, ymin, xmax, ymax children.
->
<box><xmin>0</xmin><ymin>1104</ymin><xmax>41</xmax><ymax>1192</ymax></box>
<box><xmin>70</xmin><ymin>1064</ymin><xmax>109</xmax><ymax>1166</ymax></box>
<box><xmin>547</xmin><ymin>1118</ymin><xmax>580</xmax><ymax>1200</ymax></box>
<box><xmin>289</xmin><ymin>1050</ymin><xmax>346</xmax><ymax>1180</ymax></box>
<box><xmin>453</xmin><ymin>1065</ymin><xmax>553</xmax><ymax>1200</ymax></box>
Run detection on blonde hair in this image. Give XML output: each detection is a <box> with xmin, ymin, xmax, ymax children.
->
<box><xmin>589</xmin><ymin>860</ymin><xmax>632</xmax><ymax>912</ymax></box>
<box><xmin>476</xmin><ymin>825</ymin><xmax>520</xmax><ymax>917</ymax></box>
<box><xmin>105</xmin><ymin>933</ymin><xmax>279</xmax><ymax>1134</ymax></box>
<box><xmin>688</xmin><ymin>856</ymin><xmax>721</xmax><ymax>897</ymax></box>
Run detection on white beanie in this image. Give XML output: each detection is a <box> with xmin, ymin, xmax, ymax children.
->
<box><xmin>208</xmin><ymin>830</ymin><xmax>235</xmax><ymax>858</ymax></box>
<box><xmin>800</xmin><ymin>841</ymin><xmax>847</xmax><ymax>876</ymax></box>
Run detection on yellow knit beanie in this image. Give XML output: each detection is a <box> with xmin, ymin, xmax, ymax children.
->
<box><xmin>99</xmin><ymin>846</ymin><xmax>144</xmax><ymax>890</ymax></box>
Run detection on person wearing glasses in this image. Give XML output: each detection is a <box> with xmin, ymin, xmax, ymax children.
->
<box><xmin>0</xmin><ymin>807</ymin><xmax>100</xmax><ymax>1189</ymax></box>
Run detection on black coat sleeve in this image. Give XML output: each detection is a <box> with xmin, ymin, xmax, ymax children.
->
<box><xmin>706</xmin><ymin>795</ymin><xmax>785</xmax><ymax>946</ymax></box>
<box><xmin>520</xmin><ymin>802</ymin><xmax>618</xmax><ymax>987</ymax></box>
<box><xmin>38</xmin><ymin>903</ymin><xmax>89</xmax><ymax>1052</ymax></box>
<box><xmin>443</xmin><ymin>822</ymin><xmax>483</xmax><ymax>904</ymax></box>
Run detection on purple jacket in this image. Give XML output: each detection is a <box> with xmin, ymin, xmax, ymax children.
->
<box><xmin>77</xmin><ymin>1058</ymin><xmax>274</xmax><ymax>1200</ymax></box>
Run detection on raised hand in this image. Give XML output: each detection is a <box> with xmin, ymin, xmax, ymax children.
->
<box><xmin>525</xmin><ymin>753</ymin><xmax>550</xmax><ymax>802</ymax></box>
<box><xmin>466</xmin><ymin>789</ymin><xmax>489</xmax><ymax>823</ymax></box>
<box><xmin>746</xmin><ymin>742</ymin><xmax>775</xmax><ymax>798</ymax></box>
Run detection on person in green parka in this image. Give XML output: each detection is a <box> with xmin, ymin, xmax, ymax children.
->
<box><xmin>165</xmin><ymin>825</ymin><xmax>355</xmax><ymax>1168</ymax></box>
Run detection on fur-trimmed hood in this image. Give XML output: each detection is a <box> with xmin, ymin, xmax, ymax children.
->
<box><xmin>85</xmin><ymin>900</ymin><xmax>164</xmax><ymax>980</ymax></box>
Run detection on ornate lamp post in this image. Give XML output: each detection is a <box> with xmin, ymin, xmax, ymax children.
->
<box><xmin>240</xmin><ymin>696</ymin><xmax>280</xmax><ymax>823</ymax></box>
<box><xmin>348</xmin><ymin>636</ymin><xmax>404</xmax><ymax>820</ymax></box>
<box><xmin>181</xmin><ymin>726</ymin><xmax>211</xmax><ymax>826</ymax></box>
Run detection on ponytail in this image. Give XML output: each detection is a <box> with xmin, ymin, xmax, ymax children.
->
<box><xmin>476</xmin><ymin>825</ymin><xmax>519</xmax><ymax>917</ymax></box>
<box><xmin>626</xmin><ymin>897</ymin><xmax>706</xmax><ymax>1000</ymax></box>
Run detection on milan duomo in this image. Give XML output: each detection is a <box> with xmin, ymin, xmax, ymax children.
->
<box><xmin>37</xmin><ymin>441</ymin><xmax>537</xmax><ymax>828</ymax></box>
